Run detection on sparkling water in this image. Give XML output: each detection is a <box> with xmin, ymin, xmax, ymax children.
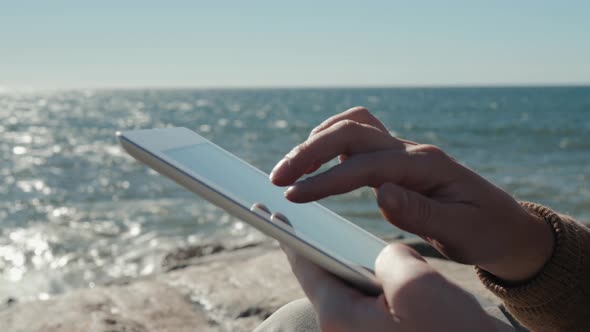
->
<box><xmin>1</xmin><ymin>87</ymin><xmax>589</xmax><ymax>302</ymax></box>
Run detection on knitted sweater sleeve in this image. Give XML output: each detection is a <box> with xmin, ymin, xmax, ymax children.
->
<box><xmin>476</xmin><ymin>202</ymin><xmax>590</xmax><ymax>332</ymax></box>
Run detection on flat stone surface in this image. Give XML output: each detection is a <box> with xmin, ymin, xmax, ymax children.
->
<box><xmin>0</xmin><ymin>241</ymin><xmax>499</xmax><ymax>332</ymax></box>
<box><xmin>0</xmin><ymin>281</ymin><xmax>209</xmax><ymax>332</ymax></box>
<box><xmin>159</xmin><ymin>245</ymin><xmax>305</xmax><ymax>332</ymax></box>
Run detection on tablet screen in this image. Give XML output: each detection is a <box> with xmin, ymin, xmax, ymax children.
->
<box><xmin>164</xmin><ymin>143</ymin><xmax>385</xmax><ymax>271</ymax></box>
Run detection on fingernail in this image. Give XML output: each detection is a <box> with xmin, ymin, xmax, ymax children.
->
<box><xmin>269</xmin><ymin>158</ymin><xmax>288</xmax><ymax>181</ymax></box>
<box><xmin>284</xmin><ymin>186</ymin><xmax>298</xmax><ymax>199</ymax></box>
<box><xmin>285</xmin><ymin>186</ymin><xmax>295</xmax><ymax>195</ymax></box>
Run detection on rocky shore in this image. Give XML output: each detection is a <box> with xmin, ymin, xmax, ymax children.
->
<box><xmin>0</xmin><ymin>238</ymin><xmax>501</xmax><ymax>332</ymax></box>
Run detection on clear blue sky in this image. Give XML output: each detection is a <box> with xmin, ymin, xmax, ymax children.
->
<box><xmin>1</xmin><ymin>1</ymin><xmax>589</xmax><ymax>89</ymax></box>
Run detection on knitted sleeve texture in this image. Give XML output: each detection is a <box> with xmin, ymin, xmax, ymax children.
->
<box><xmin>476</xmin><ymin>202</ymin><xmax>590</xmax><ymax>332</ymax></box>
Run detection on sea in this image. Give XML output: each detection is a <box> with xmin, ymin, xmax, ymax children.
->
<box><xmin>1</xmin><ymin>86</ymin><xmax>589</xmax><ymax>303</ymax></box>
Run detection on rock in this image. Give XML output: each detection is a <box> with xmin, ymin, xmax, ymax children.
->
<box><xmin>0</xmin><ymin>297</ymin><xmax>18</xmax><ymax>312</ymax></box>
<box><xmin>0</xmin><ymin>281</ymin><xmax>209</xmax><ymax>332</ymax></box>
<box><xmin>158</xmin><ymin>244</ymin><xmax>305</xmax><ymax>331</ymax></box>
<box><xmin>162</xmin><ymin>243</ymin><xmax>226</xmax><ymax>271</ymax></box>
<box><xmin>0</xmin><ymin>241</ymin><xmax>499</xmax><ymax>332</ymax></box>
<box><xmin>161</xmin><ymin>240</ymin><xmax>270</xmax><ymax>272</ymax></box>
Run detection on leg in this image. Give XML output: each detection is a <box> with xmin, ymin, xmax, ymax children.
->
<box><xmin>254</xmin><ymin>296</ymin><xmax>524</xmax><ymax>332</ymax></box>
<box><xmin>253</xmin><ymin>298</ymin><xmax>319</xmax><ymax>332</ymax></box>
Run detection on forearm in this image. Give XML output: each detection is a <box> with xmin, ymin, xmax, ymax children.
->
<box><xmin>477</xmin><ymin>203</ymin><xmax>590</xmax><ymax>332</ymax></box>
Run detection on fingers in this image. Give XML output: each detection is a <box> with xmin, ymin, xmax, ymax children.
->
<box><xmin>310</xmin><ymin>106</ymin><xmax>418</xmax><ymax>146</ymax></box>
<box><xmin>270</xmin><ymin>120</ymin><xmax>405</xmax><ymax>186</ymax></box>
<box><xmin>281</xmin><ymin>246</ymin><xmax>396</xmax><ymax>332</ymax></box>
<box><xmin>376</xmin><ymin>183</ymin><xmax>444</xmax><ymax>237</ymax></box>
<box><xmin>284</xmin><ymin>145</ymin><xmax>454</xmax><ymax>203</ymax></box>
<box><xmin>310</xmin><ymin>106</ymin><xmax>389</xmax><ymax>136</ymax></box>
<box><xmin>283</xmin><ymin>245</ymin><xmax>495</xmax><ymax>332</ymax></box>
<box><xmin>281</xmin><ymin>245</ymin><xmax>363</xmax><ymax>309</ymax></box>
<box><xmin>377</xmin><ymin>182</ymin><xmax>496</xmax><ymax>265</ymax></box>
<box><xmin>375</xmin><ymin>243</ymin><xmax>448</xmax><ymax>322</ymax></box>
<box><xmin>270</xmin><ymin>107</ymin><xmax>420</xmax><ymax>186</ymax></box>
<box><xmin>375</xmin><ymin>244</ymin><xmax>494</xmax><ymax>331</ymax></box>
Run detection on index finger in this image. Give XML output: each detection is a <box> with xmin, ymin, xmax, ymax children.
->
<box><xmin>270</xmin><ymin>120</ymin><xmax>405</xmax><ymax>186</ymax></box>
<box><xmin>310</xmin><ymin>106</ymin><xmax>389</xmax><ymax>136</ymax></box>
<box><xmin>284</xmin><ymin>145</ymin><xmax>456</xmax><ymax>203</ymax></box>
<box><xmin>310</xmin><ymin>106</ymin><xmax>418</xmax><ymax>146</ymax></box>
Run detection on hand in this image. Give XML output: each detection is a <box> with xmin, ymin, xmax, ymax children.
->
<box><xmin>282</xmin><ymin>243</ymin><xmax>503</xmax><ymax>332</ymax></box>
<box><xmin>270</xmin><ymin>107</ymin><xmax>554</xmax><ymax>282</ymax></box>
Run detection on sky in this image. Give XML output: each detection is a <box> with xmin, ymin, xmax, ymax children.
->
<box><xmin>1</xmin><ymin>1</ymin><xmax>589</xmax><ymax>89</ymax></box>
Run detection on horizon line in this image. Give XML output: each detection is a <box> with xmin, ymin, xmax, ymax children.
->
<box><xmin>1</xmin><ymin>82</ymin><xmax>589</xmax><ymax>94</ymax></box>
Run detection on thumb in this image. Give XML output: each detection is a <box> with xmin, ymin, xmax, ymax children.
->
<box><xmin>376</xmin><ymin>182</ymin><xmax>441</xmax><ymax>237</ymax></box>
<box><xmin>375</xmin><ymin>243</ymin><xmax>439</xmax><ymax>319</ymax></box>
<box><xmin>375</xmin><ymin>244</ymin><xmax>493</xmax><ymax>331</ymax></box>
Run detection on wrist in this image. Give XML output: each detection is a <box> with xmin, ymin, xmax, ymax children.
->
<box><xmin>479</xmin><ymin>203</ymin><xmax>555</xmax><ymax>283</ymax></box>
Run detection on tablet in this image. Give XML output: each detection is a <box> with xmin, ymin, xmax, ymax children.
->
<box><xmin>117</xmin><ymin>127</ymin><xmax>386</xmax><ymax>295</ymax></box>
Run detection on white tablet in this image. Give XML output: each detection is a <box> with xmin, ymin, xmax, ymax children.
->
<box><xmin>117</xmin><ymin>127</ymin><xmax>386</xmax><ymax>295</ymax></box>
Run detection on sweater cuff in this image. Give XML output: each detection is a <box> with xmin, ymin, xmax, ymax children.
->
<box><xmin>476</xmin><ymin>202</ymin><xmax>583</xmax><ymax>308</ymax></box>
